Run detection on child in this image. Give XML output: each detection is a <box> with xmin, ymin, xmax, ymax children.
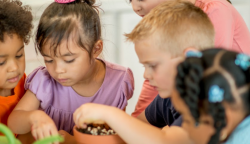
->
<box><xmin>7</xmin><ymin>0</ymin><xmax>134</xmax><ymax>141</ymax></box>
<box><xmin>73</xmin><ymin>1</ymin><xmax>214</xmax><ymax>144</ymax></box>
<box><xmin>172</xmin><ymin>48</ymin><xmax>250</xmax><ymax>144</ymax></box>
<box><xmin>0</xmin><ymin>0</ymin><xmax>32</xmax><ymax>128</ymax></box>
<box><xmin>131</xmin><ymin>0</ymin><xmax>250</xmax><ymax>118</ymax></box>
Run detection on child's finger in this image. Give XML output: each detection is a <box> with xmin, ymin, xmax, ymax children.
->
<box><xmin>31</xmin><ymin>129</ymin><xmax>38</xmax><ymax>140</ymax></box>
<box><xmin>50</xmin><ymin>128</ymin><xmax>59</xmax><ymax>144</ymax></box>
<box><xmin>50</xmin><ymin>127</ymin><xmax>59</xmax><ymax>137</ymax></box>
<box><xmin>74</xmin><ymin>113</ymin><xmax>83</xmax><ymax>128</ymax></box>
<box><xmin>36</xmin><ymin>128</ymin><xmax>45</xmax><ymax>140</ymax></box>
<box><xmin>43</xmin><ymin>128</ymin><xmax>51</xmax><ymax>138</ymax></box>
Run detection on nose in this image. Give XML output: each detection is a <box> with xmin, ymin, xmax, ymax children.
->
<box><xmin>132</xmin><ymin>1</ymin><xmax>142</xmax><ymax>14</ymax></box>
<box><xmin>7</xmin><ymin>59</ymin><xmax>18</xmax><ymax>73</ymax></box>
<box><xmin>143</xmin><ymin>68</ymin><xmax>152</xmax><ymax>80</ymax></box>
<box><xmin>55</xmin><ymin>62</ymin><xmax>66</xmax><ymax>74</ymax></box>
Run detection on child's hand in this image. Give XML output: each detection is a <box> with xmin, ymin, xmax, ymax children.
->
<box><xmin>73</xmin><ymin>103</ymin><xmax>108</xmax><ymax>129</ymax></box>
<box><xmin>30</xmin><ymin>111</ymin><xmax>59</xmax><ymax>144</ymax></box>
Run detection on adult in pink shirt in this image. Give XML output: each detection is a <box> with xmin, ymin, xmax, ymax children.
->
<box><xmin>131</xmin><ymin>0</ymin><xmax>250</xmax><ymax>117</ymax></box>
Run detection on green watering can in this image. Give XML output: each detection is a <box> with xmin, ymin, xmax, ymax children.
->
<box><xmin>0</xmin><ymin>123</ymin><xmax>64</xmax><ymax>144</ymax></box>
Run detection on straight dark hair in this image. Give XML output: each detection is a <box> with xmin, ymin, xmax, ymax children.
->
<box><xmin>35</xmin><ymin>0</ymin><xmax>101</xmax><ymax>58</ymax></box>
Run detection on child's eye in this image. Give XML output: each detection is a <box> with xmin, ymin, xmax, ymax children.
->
<box><xmin>149</xmin><ymin>64</ymin><xmax>157</xmax><ymax>69</ymax></box>
<box><xmin>0</xmin><ymin>61</ymin><xmax>6</xmax><ymax>66</ymax></box>
<box><xmin>16</xmin><ymin>54</ymin><xmax>23</xmax><ymax>59</ymax></box>
<box><xmin>65</xmin><ymin>59</ymin><xmax>75</xmax><ymax>63</ymax></box>
<box><xmin>45</xmin><ymin>60</ymin><xmax>53</xmax><ymax>63</ymax></box>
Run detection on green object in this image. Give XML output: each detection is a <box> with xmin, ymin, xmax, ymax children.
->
<box><xmin>0</xmin><ymin>123</ymin><xmax>21</xmax><ymax>144</ymax></box>
<box><xmin>0</xmin><ymin>123</ymin><xmax>64</xmax><ymax>144</ymax></box>
<box><xmin>33</xmin><ymin>135</ymin><xmax>64</xmax><ymax>144</ymax></box>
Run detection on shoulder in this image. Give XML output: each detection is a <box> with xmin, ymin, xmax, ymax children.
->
<box><xmin>104</xmin><ymin>60</ymin><xmax>132</xmax><ymax>74</ymax></box>
<box><xmin>25</xmin><ymin>66</ymin><xmax>55</xmax><ymax>93</ymax></box>
<box><xmin>25</xmin><ymin>66</ymin><xmax>51</xmax><ymax>82</ymax></box>
<box><xmin>196</xmin><ymin>0</ymin><xmax>232</xmax><ymax>14</ymax></box>
<box><xmin>103</xmin><ymin>59</ymin><xmax>134</xmax><ymax>85</ymax></box>
<box><xmin>101</xmin><ymin>59</ymin><xmax>134</xmax><ymax>100</ymax></box>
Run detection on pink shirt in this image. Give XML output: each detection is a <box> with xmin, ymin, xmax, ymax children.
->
<box><xmin>132</xmin><ymin>0</ymin><xmax>250</xmax><ymax>117</ymax></box>
<box><xmin>195</xmin><ymin>0</ymin><xmax>250</xmax><ymax>54</ymax></box>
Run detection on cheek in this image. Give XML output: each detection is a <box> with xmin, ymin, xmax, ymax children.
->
<box><xmin>19</xmin><ymin>57</ymin><xmax>26</xmax><ymax>70</ymax></box>
<box><xmin>45</xmin><ymin>64</ymin><xmax>56</xmax><ymax>77</ymax></box>
<box><xmin>182</xmin><ymin>124</ymin><xmax>201</xmax><ymax>143</ymax></box>
<box><xmin>185</xmin><ymin>125</ymin><xmax>214</xmax><ymax>144</ymax></box>
<box><xmin>154</xmin><ymin>65</ymin><xmax>174</xmax><ymax>87</ymax></box>
<box><xmin>0</xmin><ymin>70</ymin><xmax>6</xmax><ymax>84</ymax></box>
<box><xmin>145</xmin><ymin>1</ymin><xmax>163</xmax><ymax>13</ymax></box>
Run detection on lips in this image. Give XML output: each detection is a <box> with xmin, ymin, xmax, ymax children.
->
<box><xmin>58</xmin><ymin>78</ymin><xmax>68</xmax><ymax>83</ymax></box>
<box><xmin>8</xmin><ymin>75</ymin><xmax>19</xmax><ymax>83</ymax></box>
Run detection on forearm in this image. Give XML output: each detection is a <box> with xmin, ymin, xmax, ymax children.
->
<box><xmin>104</xmin><ymin>107</ymin><xmax>166</xmax><ymax>144</ymax></box>
<box><xmin>8</xmin><ymin>110</ymin><xmax>40</xmax><ymax>134</ymax></box>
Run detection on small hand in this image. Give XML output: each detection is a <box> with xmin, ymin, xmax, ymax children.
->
<box><xmin>30</xmin><ymin>111</ymin><xmax>59</xmax><ymax>144</ymax></box>
<box><xmin>73</xmin><ymin>103</ymin><xmax>108</xmax><ymax>129</ymax></box>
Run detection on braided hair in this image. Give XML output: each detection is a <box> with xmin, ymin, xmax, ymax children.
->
<box><xmin>176</xmin><ymin>48</ymin><xmax>250</xmax><ymax>144</ymax></box>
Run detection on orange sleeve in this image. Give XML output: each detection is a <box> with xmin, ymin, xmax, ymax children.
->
<box><xmin>0</xmin><ymin>74</ymin><xmax>26</xmax><ymax>126</ymax></box>
<box><xmin>131</xmin><ymin>80</ymin><xmax>158</xmax><ymax>117</ymax></box>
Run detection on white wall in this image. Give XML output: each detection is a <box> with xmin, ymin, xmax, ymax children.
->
<box><xmin>21</xmin><ymin>0</ymin><xmax>250</xmax><ymax>115</ymax></box>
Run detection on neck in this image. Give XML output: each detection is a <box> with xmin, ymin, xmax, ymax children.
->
<box><xmin>75</xmin><ymin>59</ymin><xmax>104</xmax><ymax>86</ymax></box>
<box><xmin>0</xmin><ymin>88</ymin><xmax>14</xmax><ymax>97</ymax></box>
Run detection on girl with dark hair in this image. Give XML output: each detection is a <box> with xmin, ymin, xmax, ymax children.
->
<box><xmin>8</xmin><ymin>0</ymin><xmax>134</xmax><ymax>142</ymax></box>
<box><xmin>172</xmin><ymin>49</ymin><xmax>250</xmax><ymax>144</ymax></box>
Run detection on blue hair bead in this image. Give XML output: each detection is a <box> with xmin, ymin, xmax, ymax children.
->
<box><xmin>186</xmin><ymin>51</ymin><xmax>203</xmax><ymax>58</ymax></box>
<box><xmin>235</xmin><ymin>53</ymin><xmax>250</xmax><ymax>70</ymax></box>
<box><xmin>208</xmin><ymin>85</ymin><xmax>224</xmax><ymax>103</ymax></box>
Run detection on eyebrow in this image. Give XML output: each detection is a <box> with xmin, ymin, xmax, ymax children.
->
<box><xmin>140</xmin><ymin>60</ymin><xmax>156</xmax><ymax>64</ymax></box>
<box><xmin>62</xmin><ymin>52</ymin><xmax>76</xmax><ymax>57</ymax></box>
<box><xmin>0</xmin><ymin>45</ymin><xmax>24</xmax><ymax>58</ymax></box>
<box><xmin>42</xmin><ymin>52</ymin><xmax>76</xmax><ymax>57</ymax></box>
<box><xmin>17</xmin><ymin>45</ymin><xmax>24</xmax><ymax>53</ymax></box>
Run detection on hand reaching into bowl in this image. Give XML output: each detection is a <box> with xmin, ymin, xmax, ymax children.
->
<box><xmin>73</xmin><ymin>103</ymin><xmax>110</xmax><ymax>129</ymax></box>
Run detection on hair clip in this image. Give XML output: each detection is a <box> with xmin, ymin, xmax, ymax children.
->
<box><xmin>208</xmin><ymin>85</ymin><xmax>224</xmax><ymax>103</ymax></box>
<box><xmin>235</xmin><ymin>53</ymin><xmax>250</xmax><ymax>70</ymax></box>
<box><xmin>186</xmin><ymin>51</ymin><xmax>203</xmax><ymax>58</ymax></box>
<box><xmin>55</xmin><ymin>0</ymin><xmax>76</xmax><ymax>4</ymax></box>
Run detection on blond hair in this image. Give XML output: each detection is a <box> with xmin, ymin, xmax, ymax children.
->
<box><xmin>125</xmin><ymin>0</ymin><xmax>215</xmax><ymax>57</ymax></box>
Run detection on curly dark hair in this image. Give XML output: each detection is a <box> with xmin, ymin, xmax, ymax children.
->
<box><xmin>176</xmin><ymin>48</ymin><xmax>250</xmax><ymax>144</ymax></box>
<box><xmin>36</xmin><ymin>0</ymin><xmax>101</xmax><ymax>58</ymax></box>
<box><xmin>0</xmin><ymin>0</ymin><xmax>33</xmax><ymax>44</ymax></box>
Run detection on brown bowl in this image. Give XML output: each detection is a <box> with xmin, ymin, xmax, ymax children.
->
<box><xmin>73</xmin><ymin>126</ymin><xmax>126</xmax><ymax>144</ymax></box>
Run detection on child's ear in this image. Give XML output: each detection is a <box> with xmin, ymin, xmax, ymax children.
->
<box><xmin>92</xmin><ymin>40</ymin><xmax>103</xmax><ymax>58</ymax></box>
<box><xmin>183</xmin><ymin>47</ymin><xmax>199</xmax><ymax>57</ymax></box>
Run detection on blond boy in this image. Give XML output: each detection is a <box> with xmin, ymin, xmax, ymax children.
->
<box><xmin>73</xmin><ymin>1</ymin><xmax>215</xmax><ymax>144</ymax></box>
<box><xmin>133</xmin><ymin>0</ymin><xmax>215</xmax><ymax>128</ymax></box>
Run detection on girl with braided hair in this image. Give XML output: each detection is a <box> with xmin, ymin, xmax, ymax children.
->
<box><xmin>172</xmin><ymin>48</ymin><xmax>250</xmax><ymax>144</ymax></box>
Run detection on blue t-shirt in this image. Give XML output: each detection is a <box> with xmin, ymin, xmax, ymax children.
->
<box><xmin>224</xmin><ymin>115</ymin><xmax>250</xmax><ymax>144</ymax></box>
<box><xmin>145</xmin><ymin>95</ymin><xmax>182</xmax><ymax>128</ymax></box>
